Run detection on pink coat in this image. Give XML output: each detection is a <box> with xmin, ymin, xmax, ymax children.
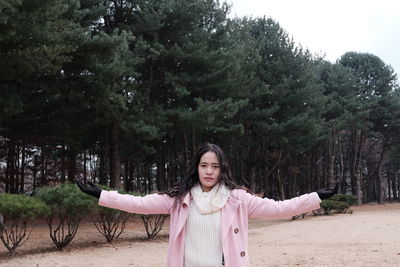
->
<box><xmin>99</xmin><ymin>189</ymin><xmax>321</xmax><ymax>267</ymax></box>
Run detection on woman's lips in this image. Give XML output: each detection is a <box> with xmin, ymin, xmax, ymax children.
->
<box><xmin>204</xmin><ymin>177</ymin><xmax>214</xmax><ymax>181</ymax></box>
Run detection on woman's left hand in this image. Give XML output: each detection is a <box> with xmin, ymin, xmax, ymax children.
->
<box><xmin>317</xmin><ymin>183</ymin><xmax>339</xmax><ymax>200</ymax></box>
<box><xmin>76</xmin><ymin>180</ymin><xmax>102</xmax><ymax>199</ymax></box>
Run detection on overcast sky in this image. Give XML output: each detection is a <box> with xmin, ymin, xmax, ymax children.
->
<box><xmin>227</xmin><ymin>0</ymin><xmax>400</xmax><ymax>80</ymax></box>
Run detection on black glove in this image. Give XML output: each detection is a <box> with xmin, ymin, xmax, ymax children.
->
<box><xmin>76</xmin><ymin>180</ymin><xmax>102</xmax><ymax>199</ymax></box>
<box><xmin>317</xmin><ymin>183</ymin><xmax>339</xmax><ymax>200</ymax></box>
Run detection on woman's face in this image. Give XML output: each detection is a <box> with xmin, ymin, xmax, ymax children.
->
<box><xmin>198</xmin><ymin>151</ymin><xmax>221</xmax><ymax>192</ymax></box>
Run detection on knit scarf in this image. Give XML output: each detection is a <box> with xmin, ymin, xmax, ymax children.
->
<box><xmin>191</xmin><ymin>183</ymin><xmax>231</xmax><ymax>214</ymax></box>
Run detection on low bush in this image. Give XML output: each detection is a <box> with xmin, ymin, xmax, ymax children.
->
<box><xmin>141</xmin><ymin>214</ymin><xmax>168</xmax><ymax>239</ymax></box>
<box><xmin>0</xmin><ymin>194</ymin><xmax>49</xmax><ymax>256</ymax></box>
<box><xmin>91</xmin><ymin>186</ymin><xmax>131</xmax><ymax>243</ymax></box>
<box><xmin>36</xmin><ymin>183</ymin><xmax>95</xmax><ymax>250</ymax></box>
<box><xmin>320</xmin><ymin>199</ymin><xmax>349</xmax><ymax>215</ymax></box>
<box><xmin>330</xmin><ymin>194</ymin><xmax>358</xmax><ymax>206</ymax></box>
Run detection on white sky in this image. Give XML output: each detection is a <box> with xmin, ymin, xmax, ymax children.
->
<box><xmin>227</xmin><ymin>0</ymin><xmax>400</xmax><ymax>80</ymax></box>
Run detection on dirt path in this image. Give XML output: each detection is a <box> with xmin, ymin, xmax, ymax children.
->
<box><xmin>1</xmin><ymin>203</ymin><xmax>399</xmax><ymax>266</ymax></box>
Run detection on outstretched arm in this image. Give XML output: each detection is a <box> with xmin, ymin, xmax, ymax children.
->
<box><xmin>245</xmin><ymin>183</ymin><xmax>339</xmax><ymax>219</ymax></box>
<box><xmin>76</xmin><ymin>180</ymin><xmax>174</xmax><ymax>215</ymax></box>
<box><xmin>246</xmin><ymin>191</ymin><xmax>321</xmax><ymax>219</ymax></box>
<box><xmin>99</xmin><ymin>190</ymin><xmax>173</xmax><ymax>215</ymax></box>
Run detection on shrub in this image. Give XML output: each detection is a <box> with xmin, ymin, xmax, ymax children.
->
<box><xmin>91</xmin><ymin>186</ymin><xmax>131</xmax><ymax>243</ymax></box>
<box><xmin>0</xmin><ymin>194</ymin><xmax>49</xmax><ymax>256</ymax></box>
<box><xmin>141</xmin><ymin>214</ymin><xmax>168</xmax><ymax>239</ymax></box>
<box><xmin>330</xmin><ymin>194</ymin><xmax>358</xmax><ymax>206</ymax></box>
<box><xmin>36</xmin><ymin>183</ymin><xmax>95</xmax><ymax>250</ymax></box>
<box><xmin>320</xmin><ymin>199</ymin><xmax>349</xmax><ymax>215</ymax></box>
<box><xmin>92</xmin><ymin>207</ymin><xmax>131</xmax><ymax>242</ymax></box>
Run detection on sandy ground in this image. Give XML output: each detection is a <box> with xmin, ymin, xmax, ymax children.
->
<box><xmin>0</xmin><ymin>203</ymin><xmax>399</xmax><ymax>267</ymax></box>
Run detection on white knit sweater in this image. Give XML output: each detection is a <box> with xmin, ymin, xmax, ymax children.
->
<box><xmin>184</xmin><ymin>202</ymin><xmax>224</xmax><ymax>267</ymax></box>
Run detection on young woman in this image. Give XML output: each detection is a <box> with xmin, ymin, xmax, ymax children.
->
<box><xmin>77</xmin><ymin>143</ymin><xmax>337</xmax><ymax>267</ymax></box>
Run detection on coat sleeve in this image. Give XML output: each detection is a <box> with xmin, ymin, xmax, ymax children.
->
<box><xmin>98</xmin><ymin>190</ymin><xmax>175</xmax><ymax>215</ymax></box>
<box><xmin>243</xmin><ymin>191</ymin><xmax>321</xmax><ymax>219</ymax></box>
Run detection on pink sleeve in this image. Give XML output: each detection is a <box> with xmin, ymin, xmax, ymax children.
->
<box><xmin>246</xmin><ymin>191</ymin><xmax>321</xmax><ymax>219</ymax></box>
<box><xmin>98</xmin><ymin>190</ymin><xmax>175</xmax><ymax>215</ymax></box>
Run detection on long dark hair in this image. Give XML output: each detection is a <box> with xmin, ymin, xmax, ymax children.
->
<box><xmin>163</xmin><ymin>143</ymin><xmax>240</xmax><ymax>200</ymax></box>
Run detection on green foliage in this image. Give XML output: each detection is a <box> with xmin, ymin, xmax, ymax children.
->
<box><xmin>1</xmin><ymin>0</ymin><xmax>400</xmax><ymax>203</ymax></box>
<box><xmin>0</xmin><ymin>194</ymin><xmax>49</xmax><ymax>220</ymax></box>
<box><xmin>35</xmin><ymin>184</ymin><xmax>95</xmax><ymax>249</ymax></box>
<box><xmin>340</xmin><ymin>52</ymin><xmax>397</xmax><ymax>98</ymax></box>
<box><xmin>338</xmin><ymin>52</ymin><xmax>398</xmax><ymax>130</ymax></box>
<box><xmin>312</xmin><ymin>60</ymin><xmax>358</xmax><ymax>132</ymax></box>
<box><xmin>0</xmin><ymin>194</ymin><xmax>49</xmax><ymax>256</ymax></box>
<box><xmin>330</xmin><ymin>194</ymin><xmax>358</xmax><ymax>206</ymax></box>
<box><xmin>235</xmin><ymin>17</ymin><xmax>325</xmax><ymax>151</ymax></box>
<box><xmin>0</xmin><ymin>0</ymin><xmax>92</xmax><ymax>130</ymax></box>
<box><xmin>36</xmin><ymin>183</ymin><xmax>95</xmax><ymax>218</ymax></box>
<box><xmin>320</xmin><ymin>199</ymin><xmax>350</xmax><ymax>215</ymax></box>
<box><xmin>220</xmin><ymin>17</ymin><xmax>327</xmax><ymax>190</ymax></box>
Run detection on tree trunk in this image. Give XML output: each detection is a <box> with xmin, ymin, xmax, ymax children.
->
<box><xmin>191</xmin><ymin>128</ymin><xmax>196</xmax><ymax>158</ymax></box>
<box><xmin>20</xmin><ymin>141</ymin><xmax>26</xmax><ymax>193</ymax></box>
<box><xmin>327</xmin><ymin>132</ymin><xmax>336</xmax><ymax>187</ymax></box>
<box><xmin>123</xmin><ymin>160</ymin><xmax>128</xmax><ymax>191</ymax></box>
<box><xmin>67</xmin><ymin>148</ymin><xmax>77</xmax><ymax>183</ymax></box>
<box><xmin>183</xmin><ymin>133</ymin><xmax>190</xmax><ymax>172</ymax></box>
<box><xmin>387</xmin><ymin>173</ymin><xmax>391</xmax><ymax>202</ymax></box>
<box><xmin>276</xmin><ymin>168</ymin><xmax>285</xmax><ymax>200</ymax></box>
<box><xmin>376</xmin><ymin>144</ymin><xmax>388</xmax><ymax>204</ymax></box>
<box><xmin>109</xmin><ymin>121</ymin><xmax>121</xmax><ymax>189</ymax></box>
<box><xmin>350</xmin><ymin>129</ymin><xmax>366</xmax><ymax>205</ymax></box>
<box><xmin>99</xmin><ymin>140</ymin><xmax>108</xmax><ymax>185</ymax></box>
<box><xmin>263</xmin><ymin>148</ymin><xmax>282</xmax><ymax>197</ymax></box>
<box><xmin>60</xmin><ymin>144</ymin><xmax>66</xmax><ymax>184</ymax></box>
<box><xmin>6</xmin><ymin>138</ymin><xmax>16</xmax><ymax>193</ymax></box>
<box><xmin>391</xmin><ymin>172</ymin><xmax>398</xmax><ymax>200</ymax></box>
<box><xmin>15</xmin><ymin>143</ymin><xmax>20</xmax><ymax>193</ymax></box>
<box><xmin>32</xmin><ymin>160</ymin><xmax>38</xmax><ymax>191</ymax></box>
<box><xmin>397</xmin><ymin>171</ymin><xmax>400</xmax><ymax>202</ymax></box>
<box><xmin>249</xmin><ymin>164</ymin><xmax>256</xmax><ymax>193</ymax></box>
<box><xmin>337</xmin><ymin>132</ymin><xmax>345</xmax><ymax>194</ymax></box>
<box><xmin>41</xmin><ymin>146</ymin><xmax>46</xmax><ymax>187</ymax></box>
<box><xmin>156</xmin><ymin>156</ymin><xmax>166</xmax><ymax>191</ymax></box>
<box><xmin>124</xmin><ymin>159</ymin><xmax>135</xmax><ymax>192</ymax></box>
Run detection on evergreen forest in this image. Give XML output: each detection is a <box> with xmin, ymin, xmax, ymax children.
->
<box><xmin>1</xmin><ymin>0</ymin><xmax>400</xmax><ymax>205</ymax></box>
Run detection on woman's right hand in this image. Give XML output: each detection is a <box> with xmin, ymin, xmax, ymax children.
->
<box><xmin>76</xmin><ymin>180</ymin><xmax>102</xmax><ymax>199</ymax></box>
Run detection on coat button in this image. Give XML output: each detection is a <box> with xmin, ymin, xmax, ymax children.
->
<box><xmin>240</xmin><ymin>251</ymin><xmax>246</xmax><ymax>257</ymax></box>
<box><xmin>234</xmin><ymin>228</ymin><xmax>239</xmax><ymax>234</ymax></box>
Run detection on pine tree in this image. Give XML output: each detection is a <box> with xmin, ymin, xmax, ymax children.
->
<box><xmin>225</xmin><ymin>17</ymin><xmax>325</xmax><ymax>194</ymax></box>
<box><xmin>339</xmin><ymin>52</ymin><xmax>399</xmax><ymax>204</ymax></box>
